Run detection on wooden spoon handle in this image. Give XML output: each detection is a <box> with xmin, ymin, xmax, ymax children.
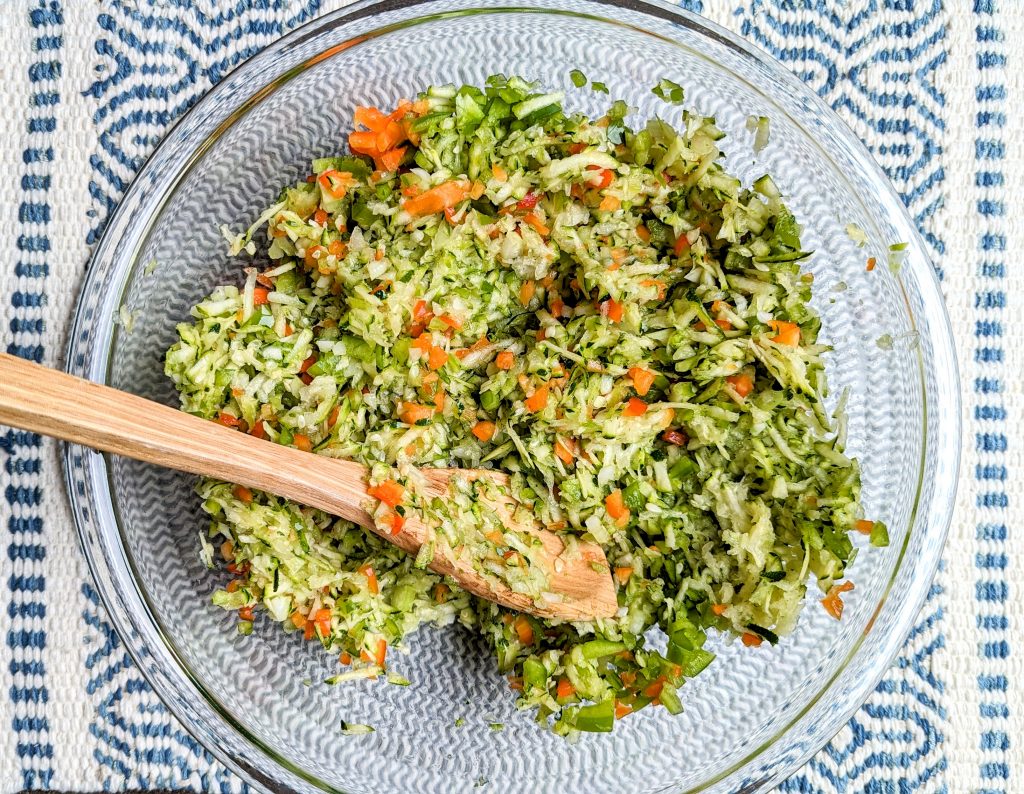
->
<box><xmin>0</xmin><ymin>353</ymin><xmax>618</xmax><ymax>620</ymax></box>
<box><xmin>0</xmin><ymin>352</ymin><xmax>374</xmax><ymax>528</ymax></box>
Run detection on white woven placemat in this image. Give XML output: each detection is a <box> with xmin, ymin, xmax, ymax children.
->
<box><xmin>0</xmin><ymin>1</ymin><xmax>1018</xmax><ymax>791</ymax></box>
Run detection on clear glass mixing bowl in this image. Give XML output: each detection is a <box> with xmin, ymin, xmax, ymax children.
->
<box><xmin>64</xmin><ymin>1</ymin><xmax>960</xmax><ymax>791</ymax></box>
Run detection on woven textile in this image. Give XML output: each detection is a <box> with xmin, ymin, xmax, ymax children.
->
<box><xmin>0</xmin><ymin>0</ymin><xmax>1017</xmax><ymax>791</ymax></box>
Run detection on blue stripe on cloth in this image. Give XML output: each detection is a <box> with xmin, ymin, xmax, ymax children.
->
<box><xmin>971</xmin><ymin>3</ymin><xmax>1011</xmax><ymax>791</ymax></box>
<box><xmin>5</xmin><ymin>2</ymin><xmax>62</xmax><ymax>787</ymax></box>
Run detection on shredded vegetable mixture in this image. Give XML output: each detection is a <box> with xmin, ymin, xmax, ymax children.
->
<box><xmin>166</xmin><ymin>76</ymin><xmax>885</xmax><ymax>735</ymax></box>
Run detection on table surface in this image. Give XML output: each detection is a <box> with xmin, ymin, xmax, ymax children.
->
<box><xmin>0</xmin><ymin>1</ymin><xmax>1020</xmax><ymax>792</ymax></box>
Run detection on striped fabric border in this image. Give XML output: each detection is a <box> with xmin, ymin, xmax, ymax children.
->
<box><xmin>969</xmin><ymin>2</ymin><xmax>1011</xmax><ymax>791</ymax></box>
<box><xmin>6</xmin><ymin>1</ymin><xmax>64</xmax><ymax>790</ymax></box>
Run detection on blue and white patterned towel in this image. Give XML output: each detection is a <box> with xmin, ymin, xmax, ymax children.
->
<box><xmin>0</xmin><ymin>1</ymin><xmax>1016</xmax><ymax>791</ymax></box>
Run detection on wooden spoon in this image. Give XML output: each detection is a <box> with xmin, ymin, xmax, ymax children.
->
<box><xmin>0</xmin><ymin>353</ymin><xmax>617</xmax><ymax>620</ymax></box>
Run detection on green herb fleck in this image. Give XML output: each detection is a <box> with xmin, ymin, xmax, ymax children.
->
<box><xmin>652</xmin><ymin>78</ymin><xmax>685</xmax><ymax>104</ymax></box>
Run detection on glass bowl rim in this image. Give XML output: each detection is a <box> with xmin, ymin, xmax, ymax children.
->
<box><xmin>63</xmin><ymin>0</ymin><xmax>962</xmax><ymax>791</ymax></box>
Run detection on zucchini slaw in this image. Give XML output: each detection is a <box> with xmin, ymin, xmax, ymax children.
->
<box><xmin>166</xmin><ymin>75</ymin><xmax>884</xmax><ymax>735</ymax></box>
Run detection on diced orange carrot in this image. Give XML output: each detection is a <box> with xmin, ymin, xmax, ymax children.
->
<box><xmin>614</xmin><ymin>566</ymin><xmax>633</xmax><ymax>585</ymax></box>
<box><xmin>399</xmin><ymin>403</ymin><xmax>434</xmax><ymax>425</ymax></box>
<box><xmin>377</xmin><ymin>146</ymin><xmax>405</xmax><ymax>173</ymax></box>
<box><xmin>293</xmin><ymin>433</ymin><xmax>312</xmax><ymax>452</ymax></box>
<box><xmin>726</xmin><ymin>373</ymin><xmax>754</xmax><ymax>398</ymax></box>
<box><xmin>433</xmin><ymin>387</ymin><xmax>446</xmax><ymax>412</ymax></box>
<box><xmin>491</xmin><ymin>164</ymin><xmax>508</xmax><ymax>182</ymax></box>
<box><xmin>438</xmin><ymin>313</ymin><xmax>463</xmax><ymax>330</ymax></box>
<box><xmin>628</xmin><ymin>367</ymin><xmax>656</xmax><ymax>397</ymax></box>
<box><xmin>854</xmin><ymin>519</ymin><xmax>875</xmax><ymax>535</ymax></box>
<box><xmin>303</xmin><ymin>244</ymin><xmax>326</xmax><ymax>270</ymax></box>
<box><xmin>556</xmin><ymin>677</ymin><xmax>575</xmax><ymax>699</ymax></box>
<box><xmin>374</xmin><ymin>120</ymin><xmax>406</xmax><ymax>152</ymax></box>
<box><xmin>522</xmin><ymin>213</ymin><xmax>550</xmax><ymax>236</ymax></box>
<box><xmin>615</xmin><ymin>700</ymin><xmax>633</xmax><ymax>719</ymax></box>
<box><xmin>524</xmin><ymin>384</ymin><xmax>549</xmax><ymax>412</ymax></box>
<box><xmin>314</xmin><ymin>608</ymin><xmax>332</xmax><ymax>637</ymax></box>
<box><xmin>339</xmin><ymin>652</ymin><xmax>352</xmax><ymax>666</ymax></box>
<box><xmin>636</xmin><ymin>224</ymin><xmax>651</xmax><ymax>242</ymax></box>
<box><xmin>472</xmin><ymin>421</ymin><xmax>496</xmax><ymax>442</ymax></box>
<box><xmin>411</xmin><ymin>332</ymin><xmax>434</xmax><ymax>354</ymax></box>
<box><xmin>290</xmin><ymin>609</ymin><xmax>308</xmax><ymax>629</ymax></box>
<box><xmin>388</xmin><ymin>100</ymin><xmax>413</xmax><ymax>122</ymax></box>
<box><xmin>328</xmin><ymin>239</ymin><xmax>346</xmax><ymax>257</ymax></box>
<box><xmin>353</xmin><ymin>106</ymin><xmax>390</xmax><ymax>131</ymax></box>
<box><xmin>866</xmin><ymin>257</ymin><xmax>877</xmax><ymax>271</ymax></box>
<box><xmin>586</xmin><ymin>166</ymin><xmax>614</xmax><ymax>189</ymax></box>
<box><xmin>495</xmin><ymin>351</ymin><xmax>515</xmax><ymax>370</ymax></box>
<box><xmin>373</xmin><ymin>637</ymin><xmax>387</xmax><ymax>667</ymax></box>
<box><xmin>554</xmin><ymin>438</ymin><xmax>576</xmax><ymax>466</ymax></box>
<box><xmin>313</xmin><ymin>208</ymin><xmax>328</xmax><ymax>225</ymax></box>
<box><xmin>605</xmin><ymin>489</ymin><xmax>629</xmax><ymax>522</ymax></box>
<box><xmin>358</xmin><ymin>564</ymin><xmax>380</xmax><ymax>595</ymax></box>
<box><xmin>389</xmin><ymin>513</ymin><xmax>404</xmax><ymax>535</ymax></box>
<box><xmin>821</xmin><ymin>580</ymin><xmax>855</xmax><ymax>620</ymax></box>
<box><xmin>402</xmin><ymin>180</ymin><xmax>471</xmax><ymax>217</ymax></box>
<box><xmin>327</xmin><ymin>405</ymin><xmax>341</xmax><ymax>428</ymax></box>
<box><xmin>317</xmin><ymin>169</ymin><xmax>356</xmax><ymax>200</ymax></box>
<box><xmin>519</xmin><ymin>280</ymin><xmax>536</xmax><ymax>306</ymax></box>
<box><xmin>598</xmin><ymin>194</ymin><xmax>621</xmax><ymax>212</ymax></box>
<box><xmin>741</xmin><ymin>632</ymin><xmax>763</xmax><ymax>648</ymax></box>
<box><xmin>348</xmin><ymin>130</ymin><xmax>379</xmax><ymax>154</ymax></box>
<box><xmin>768</xmin><ymin>320</ymin><xmax>801</xmax><ymax>346</ymax></box>
<box><xmin>367</xmin><ymin>479</ymin><xmax>405</xmax><ymax>508</ymax></box>
<box><xmin>233</xmin><ymin>485</ymin><xmax>253</xmax><ymax>504</ymax></box>
<box><xmin>252</xmin><ymin>287</ymin><xmax>270</xmax><ymax>306</ymax></box>
<box><xmin>226</xmin><ymin>579</ymin><xmax>242</xmax><ymax>593</ymax></box>
<box><xmin>410</xmin><ymin>299</ymin><xmax>433</xmax><ymax>335</ymax></box>
<box><xmin>601</xmin><ymin>297</ymin><xmax>624</xmax><ymax>323</ymax></box>
<box><xmin>513</xmin><ymin>615</ymin><xmax>534</xmax><ymax>645</ymax></box>
<box><xmin>711</xmin><ymin>603</ymin><xmax>728</xmax><ymax>616</ymax></box>
<box><xmin>428</xmin><ymin>346</ymin><xmax>448</xmax><ymax>371</ymax></box>
<box><xmin>643</xmin><ymin>675</ymin><xmax>665</xmax><ymax>698</ymax></box>
<box><xmin>623</xmin><ymin>397</ymin><xmax>648</xmax><ymax>417</ymax></box>
<box><xmin>216</xmin><ymin>412</ymin><xmax>245</xmax><ymax>430</ymax></box>
<box><xmin>674</xmin><ymin>234</ymin><xmax>691</xmax><ymax>256</ymax></box>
